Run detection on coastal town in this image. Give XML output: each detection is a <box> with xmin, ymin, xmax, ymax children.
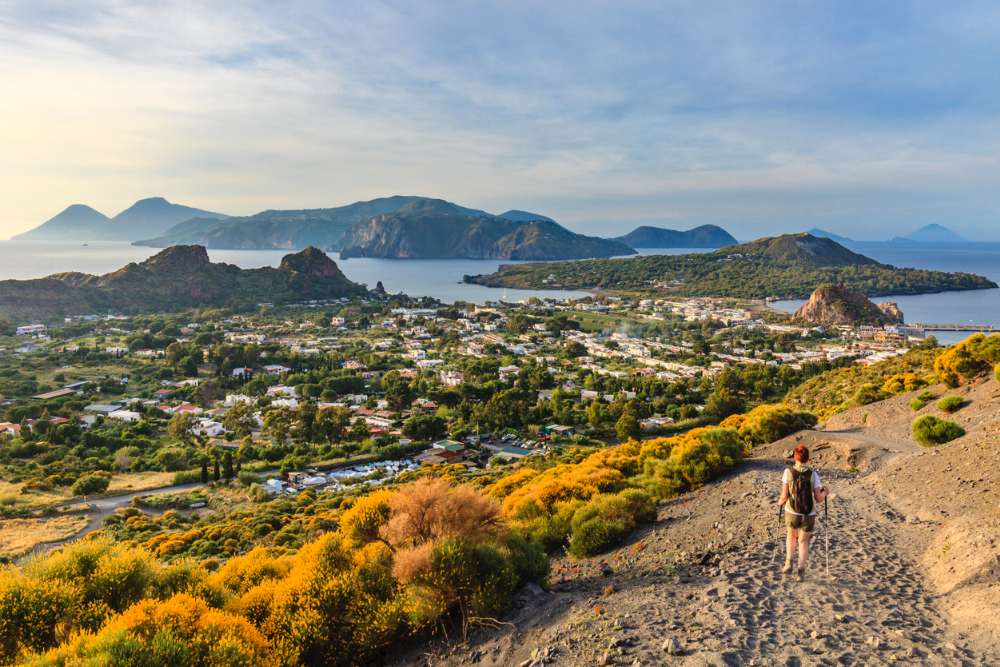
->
<box><xmin>1</xmin><ymin>292</ymin><xmax>937</xmax><ymax>509</ymax></box>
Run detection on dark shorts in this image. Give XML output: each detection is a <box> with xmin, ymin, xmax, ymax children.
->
<box><xmin>785</xmin><ymin>513</ymin><xmax>816</xmax><ymax>532</ymax></box>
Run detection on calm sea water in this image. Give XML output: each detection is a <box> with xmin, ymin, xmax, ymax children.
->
<box><xmin>0</xmin><ymin>240</ymin><xmax>588</xmax><ymax>305</ymax></box>
<box><xmin>771</xmin><ymin>242</ymin><xmax>1000</xmax><ymax>344</ymax></box>
<box><xmin>2</xmin><ymin>240</ymin><xmax>998</xmax><ymax>324</ymax></box>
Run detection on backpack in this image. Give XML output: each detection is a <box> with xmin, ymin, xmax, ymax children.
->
<box><xmin>787</xmin><ymin>466</ymin><xmax>814</xmax><ymax>515</ymax></box>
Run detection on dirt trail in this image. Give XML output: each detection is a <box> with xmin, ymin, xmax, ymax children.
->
<box><xmin>393</xmin><ymin>416</ymin><xmax>998</xmax><ymax>666</ymax></box>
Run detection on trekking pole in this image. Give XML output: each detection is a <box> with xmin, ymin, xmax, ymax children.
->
<box><xmin>771</xmin><ymin>505</ymin><xmax>782</xmax><ymax>566</ymax></box>
<box><xmin>824</xmin><ymin>497</ymin><xmax>830</xmax><ymax>577</ymax></box>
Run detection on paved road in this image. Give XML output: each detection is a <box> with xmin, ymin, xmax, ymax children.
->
<box><xmin>20</xmin><ymin>481</ymin><xmax>209</xmax><ymax>562</ymax></box>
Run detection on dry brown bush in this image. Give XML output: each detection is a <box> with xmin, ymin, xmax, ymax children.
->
<box><xmin>391</xmin><ymin>542</ymin><xmax>435</xmax><ymax>584</ymax></box>
<box><xmin>381</xmin><ymin>477</ymin><xmax>500</xmax><ymax>548</ymax></box>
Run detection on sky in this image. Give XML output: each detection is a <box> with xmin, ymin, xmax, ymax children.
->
<box><xmin>3</xmin><ymin>1</ymin><xmax>1000</xmax><ymax>240</ymax></box>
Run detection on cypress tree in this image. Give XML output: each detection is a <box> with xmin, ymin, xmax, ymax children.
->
<box><xmin>223</xmin><ymin>451</ymin><xmax>234</xmax><ymax>479</ymax></box>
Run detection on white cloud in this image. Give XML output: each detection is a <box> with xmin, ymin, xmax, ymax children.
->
<box><xmin>3</xmin><ymin>1</ymin><xmax>1000</xmax><ymax>239</ymax></box>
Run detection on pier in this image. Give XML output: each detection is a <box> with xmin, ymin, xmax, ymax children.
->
<box><xmin>911</xmin><ymin>323</ymin><xmax>997</xmax><ymax>333</ymax></box>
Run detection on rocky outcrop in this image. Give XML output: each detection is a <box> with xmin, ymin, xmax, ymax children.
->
<box><xmin>794</xmin><ymin>284</ymin><xmax>904</xmax><ymax>325</ymax></box>
<box><xmin>0</xmin><ymin>246</ymin><xmax>365</xmax><ymax>321</ymax></box>
<box><xmin>878</xmin><ymin>301</ymin><xmax>904</xmax><ymax>323</ymax></box>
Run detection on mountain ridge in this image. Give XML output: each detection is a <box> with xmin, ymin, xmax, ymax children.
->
<box><xmin>0</xmin><ymin>245</ymin><xmax>365</xmax><ymax>321</ymax></box>
<box><xmin>338</xmin><ymin>198</ymin><xmax>633</xmax><ymax>260</ymax></box>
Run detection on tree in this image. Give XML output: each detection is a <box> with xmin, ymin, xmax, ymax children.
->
<box><xmin>382</xmin><ymin>370</ymin><xmax>415</xmax><ymax>413</ymax></box>
<box><xmin>615</xmin><ymin>409</ymin><xmax>641</xmax><ymax>442</ymax></box>
<box><xmin>223</xmin><ymin>401</ymin><xmax>257</xmax><ymax>438</ymax></box>
<box><xmin>71</xmin><ymin>473</ymin><xmax>109</xmax><ymax>496</ymax></box>
<box><xmin>200</xmin><ymin>459</ymin><xmax>209</xmax><ymax>484</ymax></box>
<box><xmin>223</xmin><ymin>451</ymin><xmax>234</xmax><ymax>479</ymax></box>
<box><xmin>705</xmin><ymin>387</ymin><xmax>744</xmax><ymax>420</ymax></box>
<box><xmin>263</xmin><ymin>407</ymin><xmax>294</xmax><ymax>445</ymax></box>
<box><xmin>315</xmin><ymin>406</ymin><xmax>351</xmax><ymax>443</ymax></box>
<box><xmin>402</xmin><ymin>415</ymin><xmax>447</xmax><ymax>442</ymax></box>
<box><xmin>587</xmin><ymin>399</ymin><xmax>605</xmax><ymax>428</ymax></box>
<box><xmin>213</xmin><ymin>456</ymin><xmax>221</xmax><ymax>482</ymax></box>
<box><xmin>167</xmin><ymin>412</ymin><xmax>196</xmax><ymax>443</ymax></box>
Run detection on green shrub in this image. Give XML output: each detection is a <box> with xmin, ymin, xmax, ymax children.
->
<box><xmin>910</xmin><ymin>398</ymin><xmax>926</xmax><ymax>411</ymax></box>
<box><xmin>995</xmin><ymin>362</ymin><xmax>1000</xmax><ymax>381</ymax></box>
<box><xmin>916</xmin><ymin>389</ymin><xmax>935</xmax><ymax>401</ymax></box>
<box><xmin>70</xmin><ymin>474</ymin><xmax>109</xmax><ymax>497</ymax></box>
<box><xmin>852</xmin><ymin>383</ymin><xmax>887</xmax><ymax>406</ymax></box>
<box><xmin>912</xmin><ymin>415</ymin><xmax>965</xmax><ymax>447</ymax></box>
<box><xmin>238</xmin><ymin>470</ymin><xmax>262</xmax><ymax>486</ymax></box>
<box><xmin>567</xmin><ymin>489</ymin><xmax>655</xmax><ymax>558</ymax></box>
<box><xmin>937</xmin><ymin>396</ymin><xmax>965</xmax><ymax>413</ymax></box>
<box><xmin>172</xmin><ymin>469</ymin><xmax>202</xmax><ymax>485</ymax></box>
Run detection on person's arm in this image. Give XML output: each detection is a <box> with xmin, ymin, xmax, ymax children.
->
<box><xmin>778</xmin><ymin>481</ymin><xmax>789</xmax><ymax>510</ymax></box>
<box><xmin>813</xmin><ymin>473</ymin><xmax>828</xmax><ymax>502</ymax></box>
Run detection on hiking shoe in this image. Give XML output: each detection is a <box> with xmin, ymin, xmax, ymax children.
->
<box><xmin>782</xmin><ymin>562</ymin><xmax>793</xmax><ymax>575</ymax></box>
<box><xmin>796</xmin><ymin>568</ymin><xmax>806</xmax><ymax>581</ymax></box>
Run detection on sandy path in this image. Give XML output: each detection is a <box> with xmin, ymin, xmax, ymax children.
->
<box><xmin>392</xmin><ymin>432</ymin><xmax>997</xmax><ymax>666</ymax></box>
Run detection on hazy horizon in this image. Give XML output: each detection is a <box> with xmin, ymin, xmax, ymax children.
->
<box><xmin>4</xmin><ymin>2</ymin><xmax>1000</xmax><ymax>240</ymax></box>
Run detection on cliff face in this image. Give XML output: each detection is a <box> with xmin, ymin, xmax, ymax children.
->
<box><xmin>339</xmin><ymin>199</ymin><xmax>634</xmax><ymax>260</ymax></box>
<box><xmin>794</xmin><ymin>284</ymin><xmax>904</xmax><ymax>325</ymax></box>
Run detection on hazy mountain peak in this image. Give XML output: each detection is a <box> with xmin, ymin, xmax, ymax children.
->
<box><xmin>722</xmin><ymin>233</ymin><xmax>878</xmax><ymax>267</ymax></box>
<box><xmin>894</xmin><ymin>223</ymin><xmax>966</xmax><ymax>243</ymax></box>
<box><xmin>807</xmin><ymin>228</ymin><xmax>855</xmax><ymax>244</ymax></box>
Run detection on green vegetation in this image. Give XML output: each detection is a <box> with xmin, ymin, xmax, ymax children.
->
<box><xmin>934</xmin><ymin>333</ymin><xmax>1000</xmax><ymax>386</ymax></box>
<box><xmin>912</xmin><ymin>415</ymin><xmax>965</xmax><ymax>446</ymax></box>
<box><xmin>786</xmin><ymin>347</ymin><xmax>939</xmax><ymax>420</ymax></box>
<box><xmin>466</xmin><ymin>234</ymin><xmax>995</xmax><ymax>298</ymax></box>
<box><xmin>1</xmin><ymin>478</ymin><xmax>547</xmax><ymax>666</ymax></box>
<box><xmin>937</xmin><ymin>395</ymin><xmax>965</xmax><ymax>413</ymax></box>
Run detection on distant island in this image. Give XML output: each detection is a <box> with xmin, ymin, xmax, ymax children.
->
<box><xmin>611</xmin><ymin>224</ymin><xmax>737</xmax><ymax>248</ymax></box>
<box><xmin>807</xmin><ymin>228</ymin><xmax>855</xmax><ymax>244</ymax></box>
<box><xmin>0</xmin><ymin>246</ymin><xmax>365</xmax><ymax>322</ymax></box>
<box><xmin>14</xmin><ymin>197</ymin><xmax>227</xmax><ymax>242</ymax></box>
<box><xmin>132</xmin><ymin>195</ymin><xmax>632</xmax><ymax>261</ymax></box>
<box><xmin>891</xmin><ymin>223</ymin><xmax>967</xmax><ymax>244</ymax></box>
<box><xmin>338</xmin><ymin>199</ymin><xmax>633</xmax><ymax>260</ymax></box>
<box><xmin>464</xmin><ymin>233</ymin><xmax>997</xmax><ymax>298</ymax></box>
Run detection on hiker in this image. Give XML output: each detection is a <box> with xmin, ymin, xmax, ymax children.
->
<box><xmin>777</xmin><ymin>444</ymin><xmax>828</xmax><ymax>579</ymax></box>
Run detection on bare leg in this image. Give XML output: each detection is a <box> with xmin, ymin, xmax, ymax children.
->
<box><xmin>798</xmin><ymin>530</ymin><xmax>811</xmax><ymax>570</ymax></box>
<box><xmin>784</xmin><ymin>527</ymin><xmax>797</xmax><ymax>572</ymax></box>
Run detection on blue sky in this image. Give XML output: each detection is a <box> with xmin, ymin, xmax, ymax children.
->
<box><xmin>3</xmin><ymin>1</ymin><xmax>1000</xmax><ymax>239</ymax></box>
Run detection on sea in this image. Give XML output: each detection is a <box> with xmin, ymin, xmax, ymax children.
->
<box><xmin>769</xmin><ymin>242</ymin><xmax>1000</xmax><ymax>345</ymax></box>
<box><xmin>1</xmin><ymin>240</ymin><xmax>998</xmax><ymax>335</ymax></box>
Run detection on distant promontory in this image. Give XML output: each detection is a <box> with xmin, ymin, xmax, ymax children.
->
<box><xmin>464</xmin><ymin>233</ymin><xmax>998</xmax><ymax>299</ymax></box>
<box><xmin>0</xmin><ymin>246</ymin><xmax>365</xmax><ymax>322</ymax></box>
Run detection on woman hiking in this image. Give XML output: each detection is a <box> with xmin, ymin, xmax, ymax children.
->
<box><xmin>777</xmin><ymin>444</ymin><xmax>828</xmax><ymax>580</ymax></box>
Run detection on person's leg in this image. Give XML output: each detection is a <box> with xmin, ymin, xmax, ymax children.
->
<box><xmin>784</xmin><ymin>527</ymin><xmax>797</xmax><ymax>573</ymax></box>
<box><xmin>798</xmin><ymin>529</ymin><xmax>811</xmax><ymax>569</ymax></box>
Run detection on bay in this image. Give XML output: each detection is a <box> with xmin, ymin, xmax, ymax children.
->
<box><xmin>2</xmin><ymin>240</ymin><xmax>999</xmax><ymax>327</ymax></box>
<box><xmin>770</xmin><ymin>241</ymin><xmax>1000</xmax><ymax>344</ymax></box>
<box><xmin>0</xmin><ymin>240</ymin><xmax>589</xmax><ymax>305</ymax></box>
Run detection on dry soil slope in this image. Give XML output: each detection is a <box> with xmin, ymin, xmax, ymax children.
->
<box><xmin>392</xmin><ymin>381</ymin><xmax>999</xmax><ymax>666</ymax></box>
